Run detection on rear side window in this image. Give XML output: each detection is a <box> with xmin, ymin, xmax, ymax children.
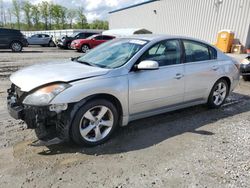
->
<box><xmin>102</xmin><ymin>36</ymin><xmax>114</xmax><ymax>40</ymax></box>
<box><xmin>183</xmin><ymin>40</ymin><xmax>210</xmax><ymax>62</ymax></box>
<box><xmin>209</xmin><ymin>46</ymin><xmax>217</xmax><ymax>59</ymax></box>
<box><xmin>94</xmin><ymin>35</ymin><xmax>103</xmax><ymax>40</ymax></box>
<box><xmin>140</xmin><ymin>39</ymin><xmax>181</xmax><ymax>66</ymax></box>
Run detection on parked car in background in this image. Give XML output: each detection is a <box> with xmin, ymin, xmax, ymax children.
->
<box><xmin>56</xmin><ymin>31</ymin><xmax>99</xmax><ymax>49</ymax></box>
<box><xmin>7</xmin><ymin>35</ymin><xmax>240</xmax><ymax>146</ymax></box>
<box><xmin>240</xmin><ymin>56</ymin><xmax>250</xmax><ymax>81</ymax></box>
<box><xmin>27</xmin><ymin>34</ymin><xmax>55</xmax><ymax>47</ymax></box>
<box><xmin>71</xmin><ymin>34</ymin><xmax>115</xmax><ymax>53</ymax></box>
<box><xmin>0</xmin><ymin>28</ymin><xmax>28</xmax><ymax>52</ymax></box>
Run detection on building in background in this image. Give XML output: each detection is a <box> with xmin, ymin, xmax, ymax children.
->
<box><xmin>109</xmin><ymin>0</ymin><xmax>250</xmax><ymax>48</ymax></box>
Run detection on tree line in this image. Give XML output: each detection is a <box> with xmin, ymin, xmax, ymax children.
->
<box><xmin>0</xmin><ymin>0</ymin><xmax>109</xmax><ymax>31</ymax></box>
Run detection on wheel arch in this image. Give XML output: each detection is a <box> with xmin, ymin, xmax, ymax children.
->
<box><xmin>66</xmin><ymin>93</ymin><xmax>124</xmax><ymax>142</ymax></box>
<box><xmin>69</xmin><ymin>93</ymin><xmax>124</xmax><ymax>128</ymax></box>
<box><xmin>86</xmin><ymin>93</ymin><xmax>123</xmax><ymax>119</ymax></box>
<box><xmin>81</xmin><ymin>43</ymin><xmax>91</xmax><ymax>49</ymax></box>
<box><xmin>218</xmin><ymin>76</ymin><xmax>231</xmax><ymax>91</ymax></box>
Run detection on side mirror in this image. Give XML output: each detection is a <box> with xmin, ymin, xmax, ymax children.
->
<box><xmin>136</xmin><ymin>60</ymin><xmax>159</xmax><ymax>70</ymax></box>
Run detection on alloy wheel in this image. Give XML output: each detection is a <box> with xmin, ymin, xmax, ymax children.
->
<box><xmin>79</xmin><ymin>105</ymin><xmax>114</xmax><ymax>142</ymax></box>
<box><xmin>12</xmin><ymin>42</ymin><xmax>22</xmax><ymax>52</ymax></box>
<box><xmin>81</xmin><ymin>45</ymin><xmax>89</xmax><ymax>53</ymax></box>
<box><xmin>213</xmin><ymin>82</ymin><xmax>227</xmax><ymax>106</ymax></box>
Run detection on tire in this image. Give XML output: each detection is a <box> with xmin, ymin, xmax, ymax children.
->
<box><xmin>11</xmin><ymin>41</ymin><xmax>23</xmax><ymax>52</ymax></box>
<box><xmin>242</xmin><ymin>75</ymin><xmax>250</xmax><ymax>81</ymax></box>
<box><xmin>81</xmin><ymin>44</ymin><xmax>90</xmax><ymax>53</ymax></box>
<box><xmin>71</xmin><ymin>99</ymin><xmax>119</xmax><ymax>146</ymax></box>
<box><xmin>207</xmin><ymin>79</ymin><xmax>229</xmax><ymax>109</ymax></box>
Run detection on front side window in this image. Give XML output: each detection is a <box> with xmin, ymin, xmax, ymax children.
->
<box><xmin>183</xmin><ymin>40</ymin><xmax>210</xmax><ymax>62</ymax></box>
<box><xmin>140</xmin><ymin>39</ymin><xmax>181</xmax><ymax>66</ymax></box>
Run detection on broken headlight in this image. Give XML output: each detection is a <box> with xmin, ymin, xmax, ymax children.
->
<box><xmin>23</xmin><ymin>83</ymin><xmax>71</xmax><ymax>106</ymax></box>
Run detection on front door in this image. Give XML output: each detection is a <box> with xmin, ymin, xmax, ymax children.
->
<box><xmin>128</xmin><ymin>39</ymin><xmax>185</xmax><ymax>115</ymax></box>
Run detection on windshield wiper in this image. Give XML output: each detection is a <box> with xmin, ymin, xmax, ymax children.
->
<box><xmin>76</xmin><ymin>60</ymin><xmax>93</xmax><ymax>66</ymax></box>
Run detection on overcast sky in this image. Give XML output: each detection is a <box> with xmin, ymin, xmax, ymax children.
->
<box><xmin>3</xmin><ymin>0</ymin><xmax>146</xmax><ymax>22</ymax></box>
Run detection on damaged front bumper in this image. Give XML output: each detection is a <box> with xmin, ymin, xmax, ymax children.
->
<box><xmin>7</xmin><ymin>84</ymin><xmax>73</xmax><ymax>142</ymax></box>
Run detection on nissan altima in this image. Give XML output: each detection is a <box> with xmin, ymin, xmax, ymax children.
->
<box><xmin>7</xmin><ymin>35</ymin><xmax>240</xmax><ymax>146</ymax></box>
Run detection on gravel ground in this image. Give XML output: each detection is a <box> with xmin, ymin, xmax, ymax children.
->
<box><xmin>0</xmin><ymin>47</ymin><xmax>250</xmax><ymax>188</ymax></box>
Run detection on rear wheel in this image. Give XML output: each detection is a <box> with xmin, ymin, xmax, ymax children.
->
<box><xmin>11</xmin><ymin>41</ymin><xmax>22</xmax><ymax>52</ymax></box>
<box><xmin>207</xmin><ymin>79</ymin><xmax>229</xmax><ymax>108</ymax></box>
<box><xmin>71</xmin><ymin>99</ymin><xmax>119</xmax><ymax>146</ymax></box>
<box><xmin>81</xmin><ymin>44</ymin><xmax>90</xmax><ymax>53</ymax></box>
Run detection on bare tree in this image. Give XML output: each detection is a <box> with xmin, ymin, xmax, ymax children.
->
<box><xmin>77</xmin><ymin>7</ymin><xmax>87</xmax><ymax>29</ymax></box>
<box><xmin>22</xmin><ymin>1</ymin><xmax>32</xmax><ymax>29</ymax></box>
<box><xmin>0</xmin><ymin>0</ymin><xmax>4</xmax><ymax>26</ymax></box>
<box><xmin>12</xmin><ymin>0</ymin><xmax>21</xmax><ymax>29</ymax></box>
<box><xmin>67</xmin><ymin>9</ymin><xmax>77</xmax><ymax>29</ymax></box>
<box><xmin>31</xmin><ymin>5</ymin><xmax>40</xmax><ymax>30</ymax></box>
<box><xmin>39</xmin><ymin>1</ymin><xmax>49</xmax><ymax>30</ymax></box>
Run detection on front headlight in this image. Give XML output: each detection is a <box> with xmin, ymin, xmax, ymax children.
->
<box><xmin>23</xmin><ymin>83</ymin><xmax>71</xmax><ymax>106</ymax></box>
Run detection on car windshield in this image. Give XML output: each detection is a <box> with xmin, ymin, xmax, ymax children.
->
<box><xmin>76</xmin><ymin>38</ymin><xmax>148</xmax><ymax>69</ymax></box>
<box><xmin>69</xmin><ymin>32</ymin><xmax>79</xmax><ymax>38</ymax></box>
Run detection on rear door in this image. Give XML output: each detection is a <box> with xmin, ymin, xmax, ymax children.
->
<box><xmin>182</xmin><ymin>40</ymin><xmax>219</xmax><ymax>102</ymax></box>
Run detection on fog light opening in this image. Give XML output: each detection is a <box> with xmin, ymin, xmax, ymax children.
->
<box><xmin>49</xmin><ymin>104</ymin><xmax>68</xmax><ymax>113</ymax></box>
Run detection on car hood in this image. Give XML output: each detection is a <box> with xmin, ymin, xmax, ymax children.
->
<box><xmin>10</xmin><ymin>60</ymin><xmax>110</xmax><ymax>92</ymax></box>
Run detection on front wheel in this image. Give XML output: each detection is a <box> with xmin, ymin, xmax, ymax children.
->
<box><xmin>71</xmin><ymin>99</ymin><xmax>119</xmax><ymax>146</ymax></box>
<box><xmin>11</xmin><ymin>42</ymin><xmax>23</xmax><ymax>52</ymax></box>
<box><xmin>81</xmin><ymin>44</ymin><xmax>90</xmax><ymax>53</ymax></box>
<box><xmin>207</xmin><ymin>79</ymin><xmax>229</xmax><ymax>108</ymax></box>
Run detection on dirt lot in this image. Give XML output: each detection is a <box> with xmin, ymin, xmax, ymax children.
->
<box><xmin>0</xmin><ymin>47</ymin><xmax>250</xmax><ymax>188</ymax></box>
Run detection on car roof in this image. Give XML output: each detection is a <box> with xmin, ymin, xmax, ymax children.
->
<box><xmin>0</xmin><ymin>28</ymin><xmax>20</xmax><ymax>32</ymax></box>
<box><xmin>123</xmin><ymin>34</ymin><xmax>212</xmax><ymax>46</ymax></box>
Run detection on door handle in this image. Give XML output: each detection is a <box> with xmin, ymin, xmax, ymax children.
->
<box><xmin>212</xmin><ymin>65</ymin><xmax>219</xmax><ymax>71</ymax></box>
<box><xmin>174</xmin><ymin>73</ymin><xmax>183</xmax><ymax>79</ymax></box>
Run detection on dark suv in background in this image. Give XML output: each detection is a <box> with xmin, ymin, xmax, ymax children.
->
<box><xmin>56</xmin><ymin>31</ymin><xmax>100</xmax><ymax>49</ymax></box>
<box><xmin>0</xmin><ymin>28</ymin><xmax>28</xmax><ymax>52</ymax></box>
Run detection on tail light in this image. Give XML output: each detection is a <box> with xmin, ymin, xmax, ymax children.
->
<box><xmin>241</xmin><ymin>56</ymin><xmax>250</xmax><ymax>65</ymax></box>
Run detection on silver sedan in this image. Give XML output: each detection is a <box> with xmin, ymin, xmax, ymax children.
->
<box><xmin>27</xmin><ymin>34</ymin><xmax>55</xmax><ymax>47</ymax></box>
<box><xmin>7</xmin><ymin>35</ymin><xmax>240</xmax><ymax>146</ymax></box>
